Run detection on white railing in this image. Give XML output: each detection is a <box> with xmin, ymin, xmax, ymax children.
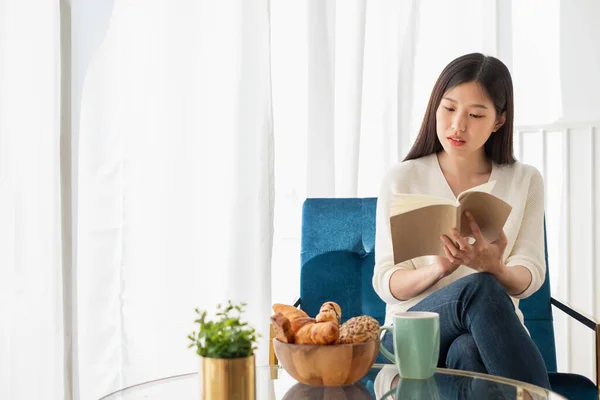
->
<box><xmin>516</xmin><ymin>121</ymin><xmax>600</xmax><ymax>382</ymax></box>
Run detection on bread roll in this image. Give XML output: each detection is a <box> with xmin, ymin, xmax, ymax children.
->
<box><xmin>337</xmin><ymin>316</ymin><xmax>380</xmax><ymax>344</ymax></box>
<box><xmin>293</xmin><ymin>318</ymin><xmax>339</xmax><ymax>345</ymax></box>
<box><xmin>272</xmin><ymin>303</ymin><xmax>308</xmax><ymax>321</ymax></box>
<box><xmin>270</xmin><ymin>312</ymin><xmax>294</xmax><ymax>343</ymax></box>
<box><xmin>315</xmin><ymin>301</ymin><xmax>342</xmax><ymax>325</ymax></box>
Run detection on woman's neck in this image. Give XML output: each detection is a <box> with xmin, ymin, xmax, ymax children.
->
<box><xmin>436</xmin><ymin>150</ymin><xmax>491</xmax><ymax>180</ymax></box>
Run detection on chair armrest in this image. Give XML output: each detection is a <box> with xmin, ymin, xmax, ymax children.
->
<box><xmin>268</xmin><ymin>324</ymin><xmax>279</xmax><ymax>379</ymax></box>
<box><xmin>550</xmin><ymin>297</ymin><xmax>599</xmax><ymax>330</ymax></box>
<box><xmin>551</xmin><ymin>296</ymin><xmax>600</xmax><ymax>387</ymax></box>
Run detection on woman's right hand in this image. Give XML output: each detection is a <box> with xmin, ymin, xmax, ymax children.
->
<box><xmin>433</xmin><ymin>256</ymin><xmax>461</xmax><ymax>278</ymax></box>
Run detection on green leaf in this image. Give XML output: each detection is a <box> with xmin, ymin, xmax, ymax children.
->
<box><xmin>188</xmin><ymin>300</ymin><xmax>259</xmax><ymax>359</ymax></box>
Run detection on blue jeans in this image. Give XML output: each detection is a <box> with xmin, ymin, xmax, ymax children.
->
<box><xmin>382</xmin><ymin>273</ymin><xmax>551</xmax><ymax>389</ymax></box>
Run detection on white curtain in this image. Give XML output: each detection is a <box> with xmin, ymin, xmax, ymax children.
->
<box><xmin>270</xmin><ymin>0</ymin><xmax>503</xmax><ymax>305</ymax></box>
<box><xmin>75</xmin><ymin>0</ymin><xmax>273</xmax><ymax>398</ymax></box>
<box><xmin>0</xmin><ymin>1</ymin><xmax>64</xmax><ymax>399</ymax></box>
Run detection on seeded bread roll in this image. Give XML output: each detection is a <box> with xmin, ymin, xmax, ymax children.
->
<box><xmin>337</xmin><ymin>316</ymin><xmax>380</xmax><ymax>344</ymax></box>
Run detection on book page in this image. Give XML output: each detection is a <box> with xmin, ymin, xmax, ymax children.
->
<box><xmin>456</xmin><ymin>180</ymin><xmax>497</xmax><ymax>202</ymax></box>
<box><xmin>390</xmin><ymin>204</ymin><xmax>457</xmax><ymax>265</ymax></box>
<box><xmin>457</xmin><ymin>192</ymin><xmax>512</xmax><ymax>241</ymax></box>
<box><xmin>389</xmin><ymin>194</ymin><xmax>456</xmax><ymax>216</ymax></box>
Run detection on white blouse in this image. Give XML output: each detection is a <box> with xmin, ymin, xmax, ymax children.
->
<box><xmin>373</xmin><ymin>153</ymin><xmax>546</xmax><ymax>327</ymax></box>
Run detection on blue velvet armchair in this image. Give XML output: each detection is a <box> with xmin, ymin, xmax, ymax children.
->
<box><xmin>283</xmin><ymin>197</ymin><xmax>599</xmax><ymax>400</ymax></box>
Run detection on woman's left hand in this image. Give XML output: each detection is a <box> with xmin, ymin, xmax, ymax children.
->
<box><xmin>440</xmin><ymin>211</ymin><xmax>507</xmax><ymax>276</ymax></box>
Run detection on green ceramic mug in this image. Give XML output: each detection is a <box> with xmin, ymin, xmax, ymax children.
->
<box><xmin>379</xmin><ymin>311</ymin><xmax>440</xmax><ymax>380</ymax></box>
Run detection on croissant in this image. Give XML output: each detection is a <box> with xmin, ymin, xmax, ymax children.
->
<box><xmin>315</xmin><ymin>301</ymin><xmax>341</xmax><ymax>325</ymax></box>
<box><xmin>293</xmin><ymin>318</ymin><xmax>339</xmax><ymax>345</ymax></box>
<box><xmin>272</xmin><ymin>303</ymin><xmax>308</xmax><ymax>322</ymax></box>
<box><xmin>270</xmin><ymin>312</ymin><xmax>294</xmax><ymax>343</ymax></box>
<box><xmin>290</xmin><ymin>316</ymin><xmax>316</xmax><ymax>334</ymax></box>
<box><xmin>309</xmin><ymin>321</ymin><xmax>339</xmax><ymax>345</ymax></box>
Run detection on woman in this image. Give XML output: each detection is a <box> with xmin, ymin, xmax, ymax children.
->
<box><xmin>373</xmin><ymin>52</ymin><xmax>551</xmax><ymax>389</ymax></box>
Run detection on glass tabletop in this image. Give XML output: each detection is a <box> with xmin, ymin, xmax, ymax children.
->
<box><xmin>100</xmin><ymin>364</ymin><xmax>567</xmax><ymax>400</ymax></box>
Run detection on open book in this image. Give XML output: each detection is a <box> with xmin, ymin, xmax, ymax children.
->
<box><xmin>389</xmin><ymin>181</ymin><xmax>512</xmax><ymax>265</ymax></box>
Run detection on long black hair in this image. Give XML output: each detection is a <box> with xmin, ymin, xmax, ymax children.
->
<box><xmin>404</xmin><ymin>53</ymin><xmax>516</xmax><ymax>164</ymax></box>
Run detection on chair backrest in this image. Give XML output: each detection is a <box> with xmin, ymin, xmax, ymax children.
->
<box><xmin>299</xmin><ymin>198</ymin><xmax>558</xmax><ymax>372</ymax></box>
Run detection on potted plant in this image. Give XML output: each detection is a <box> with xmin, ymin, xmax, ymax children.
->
<box><xmin>188</xmin><ymin>301</ymin><xmax>260</xmax><ymax>400</ymax></box>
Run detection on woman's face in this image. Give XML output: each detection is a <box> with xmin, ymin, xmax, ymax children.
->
<box><xmin>435</xmin><ymin>81</ymin><xmax>505</xmax><ymax>158</ymax></box>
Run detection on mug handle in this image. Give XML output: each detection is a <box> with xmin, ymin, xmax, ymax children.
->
<box><xmin>379</xmin><ymin>326</ymin><xmax>395</xmax><ymax>363</ymax></box>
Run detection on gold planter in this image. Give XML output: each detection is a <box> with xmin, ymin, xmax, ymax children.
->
<box><xmin>199</xmin><ymin>355</ymin><xmax>255</xmax><ymax>400</ymax></box>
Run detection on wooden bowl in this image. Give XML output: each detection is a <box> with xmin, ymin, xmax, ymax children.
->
<box><xmin>273</xmin><ymin>339</ymin><xmax>380</xmax><ymax>386</ymax></box>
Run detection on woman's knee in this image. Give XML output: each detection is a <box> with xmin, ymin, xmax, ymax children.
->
<box><xmin>462</xmin><ymin>272</ymin><xmax>506</xmax><ymax>298</ymax></box>
<box><xmin>456</xmin><ymin>273</ymin><xmax>515</xmax><ymax>317</ymax></box>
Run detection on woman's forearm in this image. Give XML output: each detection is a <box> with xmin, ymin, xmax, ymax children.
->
<box><xmin>493</xmin><ymin>264</ymin><xmax>532</xmax><ymax>296</ymax></box>
<box><xmin>389</xmin><ymin>264</ymin><xmax>445</xmax><ymax>301</ymax></box>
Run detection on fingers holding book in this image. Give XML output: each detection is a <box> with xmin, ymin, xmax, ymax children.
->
<box><xmin>465</xmin><ymin>211</ymin><xmax>486</xmax><ymax>243</ymax></box>
<box><xmin>441</xmin><ymin>230</ymin><xmax>471</xmax><ymax>266</ymax></box>
<box><xmin>440</xmin><ymin>211</ymin><xmax>507</xmax><ymax>275</ymax></box>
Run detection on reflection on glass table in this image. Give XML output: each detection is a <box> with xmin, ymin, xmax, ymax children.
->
<box><xmin>375</xmin><ymin>365</ymin><xmax>564</xmax><ymax>400</ymax></box>
<box><xmin>100</xmin><ymin>364</ymin><xmax>567</xmax><ymax>400</ymax></box>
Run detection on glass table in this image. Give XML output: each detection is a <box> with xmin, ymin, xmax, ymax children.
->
<box><xmin>100</xmin><ymin>364</ymin><xmax>567</xmax><ymax>399</ymax></box>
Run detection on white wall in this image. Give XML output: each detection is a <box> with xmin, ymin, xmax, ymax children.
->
<box><xmin>559</xmin><ymin>0</ymin><xmax>600</xmax><ymax>123</ymax></box>
<box><xmin>511</xmin><ymin>0</ymin><xmax>561</xmax><ymax>126</ymax></box>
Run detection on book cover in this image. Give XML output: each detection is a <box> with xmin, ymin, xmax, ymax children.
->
<box><xmin>389</xmin><ymin>181</ymin><xmax>512</xmax><ymax>264</ymax></box>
